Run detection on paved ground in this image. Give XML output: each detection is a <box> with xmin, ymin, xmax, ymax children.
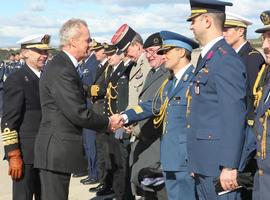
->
<box><xmin>0</xmin><ymin>133</ymin><xmax>112</xmax><ymax>200</ymax></box>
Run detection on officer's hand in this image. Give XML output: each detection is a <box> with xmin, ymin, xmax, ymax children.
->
<box><xmin>220</xmin><ymin>168</ymin><xmax>238</xmax><ymax>191</ymax></box>
<box><xmin>8</xmin><ymin>149</ymin><xmax>23</xmax><ymax>180</ymax></box>
<box><xmin>123</xmin><ymin>125</ymin><xmax>134</xmax><ymax>134</ymax></box>
<box><xmin>108</xmin><ymin>114</ymin><xmax>124</xmax><ymax>132</ymax></box>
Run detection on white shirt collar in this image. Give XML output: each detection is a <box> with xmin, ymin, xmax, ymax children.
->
<box><xmin>235</xmin><ymin>41</ymin><xmax>247</xmax><ymax>53</ymax></box>
<box><xmin>101</xmin><ymin>58</ymin><xmax>108</xmax><ymax>66</ymax></box>
<box><xmin>27</xmin><ymin>64</ymin><xmax>42</xmax><ymax>78</ymax></box>
<box><xmin>63</xmin><ymin>50</ymin><xmax>78</xmax><ymax>68</ymax></box>
<box><xmin>201</xmin><ymin>36</ymin><xmax>224</xmax><ymax>58</ymax></box>
<box><xmin>174</xmin><ymin>63</ymin><xmax>192</xmax><ymax>87</ymax></box>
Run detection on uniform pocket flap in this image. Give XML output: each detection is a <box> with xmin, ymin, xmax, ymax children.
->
<box><xmin>196</xmin><ymin>129</ymin><xmax>220</xmax><ymax>140</ymax></box>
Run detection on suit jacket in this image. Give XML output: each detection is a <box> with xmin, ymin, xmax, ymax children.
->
<box><xmin>187</xmin><ymin>39</ymin><xmax>247</xmax><ymax>176</ymax></box>
<box><xmin>34</xmin><ymin>51</ymin><xmax>109</xmax><ymax>173</ymax></box>
<box><xmin>1</xmin><ymin>65</ymin><xmax>41</xmax><ymax>164</ymax></box>
<box><xmin>124</xmin><ymin>65</ymin><xmax>195</xmax><ymax>171</ymax></box>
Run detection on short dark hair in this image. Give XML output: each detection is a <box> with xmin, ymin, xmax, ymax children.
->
<box><xmin>209</xmin><ymin>12</ymin><xmax>226</xmax><ymax>29</ymax></box>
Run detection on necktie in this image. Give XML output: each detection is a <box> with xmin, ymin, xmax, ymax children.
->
<box><xmin>196</xmin><ymin>54</ymin><xmax>202</xmax><ymax>67</ymax></box>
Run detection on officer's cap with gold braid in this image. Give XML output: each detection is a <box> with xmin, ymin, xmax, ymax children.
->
<box><xmin>256</xmin><ymin>10</ymin><xmax>270</xmax><ymax>33</ymax></box>
<box><xmin>187</xmin><ymin>0</ymin><xmax>232</xmax><ymax>22</ymax></box>
<box><xmin>17</xmin><ymin>34</ymin><xmax>52</xmax><ymax>50</ymax></box>
<box><xmin>103</xmin><ymin>43</ymin><xmax>119</xmax><ymax>55</ymax></box>
<box><xmin>90</xmin><ymin>39</ymin><xmax>104</xmax><ymax>51</ymax></box>
<box><xmin>224</xmin><ymin>12</ymin><xmax>252</xmax><ymax>29</ymax></box>
<box><xmin>157</xmin><ymin>31</ymin><xmax>199</xmax><ymax>55</ymax></box>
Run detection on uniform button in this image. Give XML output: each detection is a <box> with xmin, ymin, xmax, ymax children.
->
<box><xmin>259</xmin><ymin>117</ymin><xmax>264</xmax><ymax>123</ymax></box>
<box><xmin>257</xmin><ymin>135</ymin><xmax>261</xmax><ymax>141</ymax></box>
<box><xmin>116</xmin><ymin>101</ymin><xmax>118</xmax><ymax>103</ymax></box>
<box><xmin>187</xmin><ymin>125</ymin><xmax>191</xmax><ymax>128</ymax></box>
<box><xmin>257</xmin><ymin>152</ymin><xmax>261</xmax><ymax>157</ymax></box>
<box><xmin>177</xmin><ymin>101</ymin><xmax>180</xmax><ymax>104</ymax></box>
<box><xmin>167</xmin><ymin>112</ymin><xmax>168</xmax><ymax>115</ymax></box>
<box><xmin>5</xmin><ymin>123</ymin><xmax>7</xmax><ymax>126</ymax></box>
<box><xmin>208</xmin><ymin>135</ymin><xmax>212</xmax><ymax>139</ymax></box>
<box><xmin>259</xmin><ymin>169</ymin><xmax>264</xmax><ymax>176</ymax></box>
<box><xmin>168</xmin><ymin>104</ymin><xmax>170</xmax><ymax>106</ymax></box>
<box><xmin>139</xmin><ymin>100</ymin><xmax>142</xmax><ymax>103</ymax></box>
<box><xmin>103</xmin><ymin>112</ymin><xmax>105</xmax><ymax>114</ymax></box>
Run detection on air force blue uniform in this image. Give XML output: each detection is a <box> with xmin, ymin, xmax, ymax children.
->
<box><xmin>186</xmin><ymin>38</ymin><xmax>247</xmax><ymax>199</ymax></box>
<box><xmin>123</xmin><ymin>31</ymin><xmax>199</xmax><ymax>200</ymax></box>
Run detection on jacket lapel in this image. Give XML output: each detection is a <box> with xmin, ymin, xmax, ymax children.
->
<box><xmin>194</xmin><ymin>39</ymin><xmax>225</xmax><ymax>76</ymax></box>
<box><xmin>169</xmin><ymin>65</ymin><xmax>194</xmax><ymax>100</ymax></box>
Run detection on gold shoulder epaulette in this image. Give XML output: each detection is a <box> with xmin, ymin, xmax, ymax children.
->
<box><xmin>249</xmin><ymin>50</ymin><xmax>260</xmax><ymax>56</ymax></box>
<box><xmin>2</xmin><ymin>128</ymin><xmax>19</xmax><ymax>146</ymax></box>
<box><xmin>90</xmin><ymin>85</ymin><xmax>100</xmax><ymax>97</ymax></box>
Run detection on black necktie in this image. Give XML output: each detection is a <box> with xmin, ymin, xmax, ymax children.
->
<box><xmin>196</xmin><ymin>54</ymin><xmax>202</xmax><ymax>67</ymax></box>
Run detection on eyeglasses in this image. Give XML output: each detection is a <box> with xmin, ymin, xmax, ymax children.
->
<box><xmin>145</xmin><ymin>47</ymin><xmax>161</xmax><ymax>57</ymax></box>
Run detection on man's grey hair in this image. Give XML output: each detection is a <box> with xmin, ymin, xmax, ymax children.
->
<box><xmin>59</xmin><ymin>18</ymin><xmax>88</xmax><ymax>49</ymax></box>
<box><xmin>131</xmin><ymin>33</ymin><xmax>144</xmax><ymax>46</ymax></box>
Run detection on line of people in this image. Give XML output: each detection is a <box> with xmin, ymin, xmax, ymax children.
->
<box><xmin>1</xmin><ymin>0</ymin><xmax>270</xmax><ymax>200</ymax></box>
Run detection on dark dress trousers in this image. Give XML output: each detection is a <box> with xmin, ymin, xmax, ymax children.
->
<box><xmin>1</xmin><ymin>65</ymin><xmax>42</xmax><ymax>200</ymax></box>
<box><xmin>34</xmin><ymin>51</ymin><xmax>109</xmax><ymax>200</ymax></box>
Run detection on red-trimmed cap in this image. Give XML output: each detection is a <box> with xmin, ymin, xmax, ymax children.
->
<box><xmin>111</xmin><ymin>24</ymin><xmax>137</xmax><ymax>52</ymax></box>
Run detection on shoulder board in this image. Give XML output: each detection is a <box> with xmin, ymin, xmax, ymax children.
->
<box><xmin>249</xmin><ymin>50</ymin><xmax>260</xmax><ymax>56</ymax></box>
<box><xmin>218</xmin><ymin>47</ymin><xmax>227</xmax><ymax>55</ymax></box>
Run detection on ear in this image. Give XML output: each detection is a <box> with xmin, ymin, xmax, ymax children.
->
<box><xmin>70</xmin><ymin>37</ymin><xmax>77</xmax><ymax>48</ymax></box>
<box><xmin>204</xmin><ymin>14</ymin><xmax>212</xmax><ymax>29</ymax></box>
<box><xmin>178</xmin><ymin>48</ymin><xmax>186</xmax><ymax>58</ymax></box>
<box><xmin>238</xmin><ymin>28</ymin><xmax>245</xmax><ymax>37</ymax></box>
<box><xmin>21</xmin><ymin>49</ymin><xmax>29</xmax><ymax>59</ymax></box>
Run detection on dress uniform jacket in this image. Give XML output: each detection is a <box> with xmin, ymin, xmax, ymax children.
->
<box><xmin>1</xmin><ymin>65</ymin><xmax>41</xmax><ymax>164</ymax></box>
<box><xmin>34</xmin><ymin>51</ymin><xmax>109</xmax><ymax>174</ymax></box>
<box><xmin>187</xmin><ymin>39</ymin><xmax>247</xmax><ymax>176</ymax></box>
<box><xmin>238</xmin><ymin>42</ymin><xmax>265</xmax><ymax>171</ymax></box>
<box><xmin>130</xmin><ymin>65</ymin><xmax>169</xmax><ymax>193</ymax></box>
<box><xmin>252</xmin><ymin>75</ymin><xmax>270</xmax><ymax>200</ymax></box>
<box><xmin>125</xmin><ymin>65</ymin><xmax>195</xmax><ymax>171</ymax></box>
<box><xmin>128</xmin><ymin>53</ymin><xmax>150</xmax><ymax>108</ymax></box>
<box><xmin>124</xmin><ymin>65</ymin><xmax>196</xmax><ymax>200</ymax></box>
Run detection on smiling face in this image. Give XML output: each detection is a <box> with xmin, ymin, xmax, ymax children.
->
<box><xmin>23</xmin><ymin>49</ymin><xmax>48</xmax><ymax>70</ymax></box>
<box><xmin>145</xmin><ymin>46</ymin><xmax>164</xmax><ymax>68</ymax></box>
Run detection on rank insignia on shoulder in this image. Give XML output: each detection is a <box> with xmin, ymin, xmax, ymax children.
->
<box><xmin>24</xmin><ymin>76</ymin><xmax>29</xmax><ymax>82</ymax></box>
<box><xmin>218</xmin><ymin>47</ymin><xmax>227</xmax><ymax>55</ymax></box>
<box><xmin>132</xmin><ymin>105</ymin><xmax>143</xmax><ymax>114</ymax></box>
<box><xmin>249</xmin><ymin>50</ymin><xmax>260</xmax><ymax>56</ymax></box>
<box><xmin>2</xmin><ymin>128</ymin><xmax>19</xmax><ymax>146</ymax></box>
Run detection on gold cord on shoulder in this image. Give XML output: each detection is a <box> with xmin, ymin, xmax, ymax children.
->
<box><xmin>261</xmin><ymin>110</ymin><xmax>270</xmax><ymax>159</ymax></box>
<box><xmin>253</xmin><ymin>64</ymin><xmax>266</xmax><ymax>108</ymax></box>
<box><xmin>152</xmin><ymin>79</ymin><xmax>169</xmax><ymax>128</ymax></box>
<box><xmin>106</xmin><ymin>82</ymin><xmax>118</xmax><ymax>115</ymax></box>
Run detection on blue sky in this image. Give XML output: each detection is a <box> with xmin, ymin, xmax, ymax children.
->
<box><xmin>0</xmin><ymin>0</ymin><xmax>268</xmax><ymax>48</ymax></box>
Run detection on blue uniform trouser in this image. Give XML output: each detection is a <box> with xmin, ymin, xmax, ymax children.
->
<box><xmin>253</xmin><ymin>169</ymin><xmax>270</xmax><ymax>200</ymax></box>
<box><xmin>194</xmin><ymin>174</ymin><xmax>241</xmax><ymax>200</ymax></box>
<box><xmin>82</xmin><ymin>129</ymin><xmax>98</xmax><ymax>179</ymax></box>
<box><xmin>163</xmin><ymin>171</ymin><xmax>197</xmax><ymax>200</ymax></box>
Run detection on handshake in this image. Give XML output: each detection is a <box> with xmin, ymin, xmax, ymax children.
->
<box><xmin>108</xmin><ymin>114</ymin><xmax>125</xmax><ymax>132</ymax></box>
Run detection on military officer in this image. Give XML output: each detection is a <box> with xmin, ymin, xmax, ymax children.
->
<box><xmin>1</xmin><ymin>34</ymin><xmax>52</xmax><ymax>200</ymax></box>
<box><xmin>119</xmin><ymin>31</ymin><xmax>199</xmax><ymax>200</ymax></box>
<box><xmin>129</xmin><ymin>32</ymin><xmax>169</xmax><ymax>200</ymax></box>
<box><xmin>223</xmin><ymin>12</ymin><xmax>265</xmax><ymax>199</ymax></box>
<box><xmin>111</xmin><ymin>24</ymin><xmax>151</xmax><ymax>139</ymax></box>
<box><xmin>252</xmin><ymin>10</ymin><xmax>270</xmax><ymax>200</ymax></box>
<box><xmin>98</xmin><ymin>44</ymin><xmax>132</xmax><ymax>200</ymax></box>
<box><xmin>186</xmin><ymin>0</ymin><xmax>247</xmax><ymax>199</ymax></box>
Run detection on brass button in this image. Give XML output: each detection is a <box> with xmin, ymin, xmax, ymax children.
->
<box><xmin>259</xmin><ymin>169</ymin><xmax>264</xmax><ymax>176</ymax></box>
<box><xmin>187</xmin><ymin>125</ymin><xmax>191</xmax><ymax>128</ymax></box>
<box><xmin>259</xmin><ymin>117</ymin><xmax>264</xmax><ymax>123</ymax></box>
<box><xmin>257</xmin><ymin>135</ymin><xmax>261</xmax><ymax>141</ymax></box>
<box><xmin>257</xmin><ymin>152</ymin><xmax>261</xmax><ymax>157</ymax></box>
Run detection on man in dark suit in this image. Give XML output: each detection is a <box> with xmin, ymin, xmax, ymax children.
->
<box><xmin>129</xmin><ymin>32</ymin><xmax>169</xmax><ymax>200</ymax></box>
<box><xmin>1</xmin><ymin>34</ymin><xmax>52</xmax><ymax>200</ymax></box>
<box><xmin>223</xmin><ymin>12</ymin><xmax>265</xmax><ymax>199</ymax></box>
<box><xmin>33</xmin><ymin>18</ymin><xmax>122</xmax><ymax>200</ymax></box>
<box><xmin>186</xmin><ymin>0</ymin><xmax>247</xmax><ymax>199</ymax></box>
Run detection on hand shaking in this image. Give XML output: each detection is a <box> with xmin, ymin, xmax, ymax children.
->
<box><xmin>108</xmin><ymin>114</ymin><xmax>124</xmax><ymax>132</ymax></box>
